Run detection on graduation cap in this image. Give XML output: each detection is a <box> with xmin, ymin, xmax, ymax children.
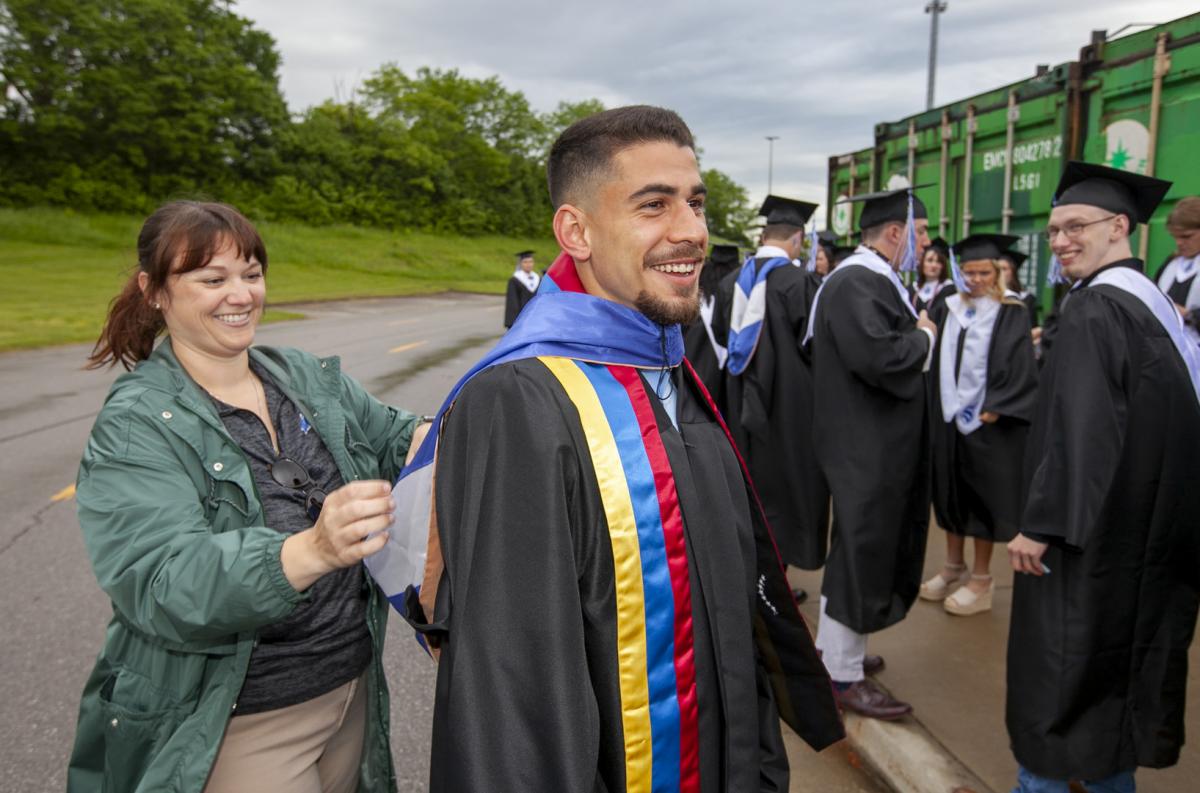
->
<box><xmin>817</xmin><ymin>229</ymin><xmax>839</xmax><ymax>244</ymax></box>
<box><xmin>515</xmin><ymin>250</ymin><xmax>535</xmax><ymax>261</ymax></box>
<box><xmin>840</xmin><ymin>187</ymin><xmax>929</xmax><ymax>230</ymax></box>
<box><xmin>832</xmin><ymin>245</ymin><xmax>857</xmax><ymax>264</ymax></box>
<box><xmin>999</xmin><ymin>247</ymin><xmax>1028</xmax><ymax>267</ymax></box>
<box><xmin>709</xmin><ymin>244</ymin><xmax>741</xmax><ymax>267</ymax></box>
<box><xmin>927</xmin><ymin>237</ymin><xmax>950</xmax><ymax>257</ymax></box>
<box><xmin>951</xmin><ymin>234</ymin><xmax>1020</xmax><ymax>263</ymax></box>
<box><xmin>759</xmin><ymin>195</ymin><xmax>818</xmax><ymax>227</ymax></box>
<box><xmin>1053</xmin><ymin>161</ymin><xmax>1172</xmax><ymax>226</ymax></box>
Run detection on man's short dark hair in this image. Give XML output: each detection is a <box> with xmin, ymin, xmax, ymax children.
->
<box><xmin>762</xmin><ymin>223</ymin><xmax>802</xmax><ymax>242</ymax></box>
<box><xmin>547</xmin><ymin>105</ymin><xmax>696</xmax><ymax>208</ymax></box>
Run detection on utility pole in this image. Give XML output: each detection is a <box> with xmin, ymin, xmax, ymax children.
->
<box><xmin>765</xmin><ymin>135</ymin><xmax>779</xmax><ymax>194</ymax></box>
<box><xmin>925</xmin><ymin>1</ymin><xmax>948</xmax><ymax>110</ymax></box>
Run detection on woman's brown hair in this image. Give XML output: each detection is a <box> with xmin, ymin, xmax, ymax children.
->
<box><xmin>917</xmin><ymin>246</ymin><xmax>948</xmax><ymax>286</ymax></box>
<box><xmin>1166</xmin><ymin>196</ymin><xmax>1200</xmax><ymax>234</ymax></box>
<box><xmin>88</xmin><ymin>201</ymin><xmax>268</xmax><ymax>370</ymax></box>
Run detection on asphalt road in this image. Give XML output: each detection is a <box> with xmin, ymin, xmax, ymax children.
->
<box><xmin>0</xmin><ymin>294</ymin><xmax>882</xmax><ymax>793</ymax></box>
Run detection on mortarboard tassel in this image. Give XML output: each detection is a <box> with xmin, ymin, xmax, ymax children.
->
<box><xmin>899</xmin><ymin>191</ymin><xmax>919</xmax><ymax>274</ymax></box>
<box><xmin>949</xmin><ymin>245</ymin><xmax>969</xmax><ymax>293</ymax></box>
<box><xmin>805</xmin><ymin>215</ymin><xmax>819</xmax><ymax>272</ymax></box>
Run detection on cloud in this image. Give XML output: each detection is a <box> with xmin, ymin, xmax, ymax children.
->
<box><xmin>235</xmin><ymin>0</ymin><xmax>1197</xmax><ymax>215</ymax></box>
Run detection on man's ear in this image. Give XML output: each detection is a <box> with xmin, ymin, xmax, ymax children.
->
<box><xmin>553</xmin><ymin>204</ymin><xmax>592</xmax><ymax>264</ymax></box>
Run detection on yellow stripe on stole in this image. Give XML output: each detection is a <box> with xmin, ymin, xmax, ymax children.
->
<box><xmin>539</xmin><ymin>356</ymin><xmax>653</xmax><ymax>792</ymax></box>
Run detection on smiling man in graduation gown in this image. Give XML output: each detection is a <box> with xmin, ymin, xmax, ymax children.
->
<box><xmin>804</xmin><ymin>187</ymin><xmax>935</xmax><ymax>720</ymax></box>
<box><xmin>503</xmin><ymin>250</ymin><xmax>540</xmax><ymax>328</ymax></box>
<box><xmin>401</xmin><ymin>106</ymin><xmax>841</xmax><ymax>793</ymax></box>
<box><xmin>715</xmin><ymin>196</ymin><xmax>830</xmax><ymax>576</ymax></box>
<box><xmin>1006</xmin><ymin>162</ymin><xmax>1200</xmax><ymax>792</ymax></box>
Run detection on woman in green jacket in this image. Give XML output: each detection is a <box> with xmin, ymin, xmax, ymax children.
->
<box><xmin>68</xmin><ymin>201</ymin><xmax>419</xmax><ymax>792</ymax></box>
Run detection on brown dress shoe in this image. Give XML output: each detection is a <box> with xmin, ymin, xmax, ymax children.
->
<box><xmin>834</xmin><ymin>679</ymin><xmax>912</xmax><ymax>721</ymax></box>
<box><xmin>863</xmin><ymin>654</ymin><xmax>885</xmax><ymax>676</ymax></box>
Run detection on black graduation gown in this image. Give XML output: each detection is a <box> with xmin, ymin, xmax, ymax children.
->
<box><xmin>1007</xmin><ymin>261</ymin><xmax>1200</xmax><ymax>780</ymax></box>
<box><xmin>425</xmin><ymin>358</ymin><xmax>840</xmax><ymax>793</ymax></box>
<box><xmin>929</xmin><ymin>301</ymin><xmax>1037</xmax><ymax>541</ymax></box>
<box><xmin>718</xmin><ymin>263</ymin><xmax>830</xmax><ymax>570</ymax></box>
<box><xmin>504</xmin><ymin>276</ymin><xmax>536</xmax><ymax>328</ymax></box>
<box><xmin>809</xmin><ymin>265</ymin><xmax>932</xmax><ymax>634</ymax></box>
<box><xmin>926</xmin><ymin>283</ymin><xmax>957</xmax><ymax>325</ymax></box>
<box><xmin>1020</xmin><ymin>292</ymin><xmax>1039</xmax><ymax>326</ymax></box>
<box><xmin>683</xmin><ymin>307</ymin><xmax>724</xmax><ymax>408</ymax></box>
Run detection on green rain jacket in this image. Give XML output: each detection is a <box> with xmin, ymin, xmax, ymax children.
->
<box><xmin>67</xmin><ymin>341</ymin><xmax>417</xmax><ymax>792</ymax></box>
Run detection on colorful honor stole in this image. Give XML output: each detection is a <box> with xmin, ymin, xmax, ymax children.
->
<box><xmin>541</xmin><ymin>356</ymin><xmax>700</xmax><ymax>793</ymax></box>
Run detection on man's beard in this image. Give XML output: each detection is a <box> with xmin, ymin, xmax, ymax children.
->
<box><xmin>635</xmin><ymin>288</ymin><xmax>700</xmax><ymax>325</ymax></box>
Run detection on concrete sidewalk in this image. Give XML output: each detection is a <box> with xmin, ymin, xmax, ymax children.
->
<box><xmin>788</xmin><ymin>533</ymin><xmax>1200</xmax><ymax>793</ymax></box>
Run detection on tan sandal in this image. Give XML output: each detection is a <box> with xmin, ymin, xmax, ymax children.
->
<box><xmin>944</xmin><ymin>575</ymin><xmax>994</xmax><ymax>615</ymax></box>
<box><xmin>919</xmin><ymin>563</ymin><xmax>969</xmax><ymax>601</ymax></box>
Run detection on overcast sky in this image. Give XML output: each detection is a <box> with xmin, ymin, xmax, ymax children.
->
<box><xmin>236</xmin><ymin>0</ymin><xmax>1195</xmax><ymax>220</ymax></box>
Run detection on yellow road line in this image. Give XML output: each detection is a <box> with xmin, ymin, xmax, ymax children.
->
<box><xmin>51</xmin><ymin>484</ymin><xmax>76</xmax><ymax>502</ymax></box>
<box><xmin>389</xmin><ymin>340</ymin><xmax>428</xmax><ymax>354</ymax></box>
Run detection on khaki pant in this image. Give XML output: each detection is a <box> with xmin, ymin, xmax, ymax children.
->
<box><xmin>205</xmin><ymin>673</ymin><xmax>367</xmax><ymax>793</ymax></box>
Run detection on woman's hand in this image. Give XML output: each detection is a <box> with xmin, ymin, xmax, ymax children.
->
<box><xmin>282</xmin><ymin>480</ymin><xmax>394</xmax><ymax>592</ymax></box>
<box><xmin>1008</xmin><ymin>533</ymin><xmax>1049</xmax><ymax>576</ymax></box>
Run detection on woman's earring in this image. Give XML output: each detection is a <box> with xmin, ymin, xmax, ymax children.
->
<box><xmin>153</xmin><ymin>302</ymin><xmax>161</xmax><ymax>309</ymax></box>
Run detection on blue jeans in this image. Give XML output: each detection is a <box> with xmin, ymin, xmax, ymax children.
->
<box><xmin>1012</xmin><ymin>765</ymin><xmax>1135</xmax><ymax>793</ymax></box>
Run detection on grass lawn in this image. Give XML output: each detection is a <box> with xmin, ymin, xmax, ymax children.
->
<box><xmin>0</xmin><ymin>207</ymin><xmax>559</xmax><ymax>351</ymax></box>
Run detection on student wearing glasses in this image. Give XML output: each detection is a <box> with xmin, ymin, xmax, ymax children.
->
<box><xmin>68</xmin><ymin>201</ymin><xmax>420</xmax><ymax>793</ymax></box>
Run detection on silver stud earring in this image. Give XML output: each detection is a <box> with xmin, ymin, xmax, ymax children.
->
<box><xmin>153</xmin><ymin>302</ymin><xmax>161</xmax><ymax>309</ymax></box>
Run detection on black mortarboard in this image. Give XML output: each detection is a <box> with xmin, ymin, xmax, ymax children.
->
<box><xmin>817</xmin><ymin>229</ymin><xmax>839</xmax><ymax>244</ymax></box>
<box><xmin>999</xmin><ymin>248</ymin><xmax>1028</xmax><ymax>267</ymax></box>
<box><xmin>515</xmin><ymin>250</ymin><xmax>535</xmax><ymax>260</ymax></box>
<box><xmin>833</xmin><ymin>245</ymin><xmax>857</xmax><ymax>264</ymax></box>
<box><xmin>951</xmin><ymin>234</ymin><xmax>1019</xmax><ymax>263</ymax></box>
<box><xmin>842</xmin><ymin>187</ymin><xmax>929</xmax><ymax>230</ymax></box>
<box><xmin>759</xmin><ymin>195</ymin><xmax>818</xmax><ymax>227</ymax></box>
<box><xmin>1053</xmin><ymin>161</ymin><xmax>1172</xmax><ymax>225</ymax></box>
<box><xmin>709</xmin><ymin>244</ymin><xmax>741</xmax><ymax>267</ymax></box>
<box><xmin>927</xmin><ymin>237</ymin><xmax>950</xmax><ymax>256</ymax></box>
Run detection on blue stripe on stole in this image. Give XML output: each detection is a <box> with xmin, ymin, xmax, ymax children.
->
<box><xmin>576</xmin><ymin>361</ymin><xmax>682</xmax><ymax>791</ymax></box>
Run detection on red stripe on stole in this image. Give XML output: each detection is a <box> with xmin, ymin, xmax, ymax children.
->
<box><xmin>608</xmin><ymin>365</ymin><xmax>701</xmax><ymax>792</ymax></box>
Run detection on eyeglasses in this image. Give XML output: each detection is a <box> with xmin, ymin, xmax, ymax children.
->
<box><xmin>268</xmin><ymin>457</ymin><xmax>326</xmax><ymax>523</ymax></box>
<box><xmin>1043</xmin><ymin>215</ymin><xmax>1117</xmax><ymax>242</ymax></box>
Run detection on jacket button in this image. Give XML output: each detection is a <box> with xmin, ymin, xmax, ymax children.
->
<box><xmin>110</xmin><ymin>718</ymin><xmax>119</xmax><ymax>728</ymax></box>
<box><xmin>231</xmin><ymin>702</ymin><xmax>238</xmax><ymax>712</ymax></box>
<box><xmin>321</xmin><ymin>361</ymin><xmax>327</xmax><ymax>368</ymax></box>
<box><xmin>161</xmin><ymin>411</ymin><xmax>172</xmax><ymax>420</ymax></box>
<box><xmin>212</xmin><ymin>462</ymin><xmax>224</xmax><ymax>472</ymax></box>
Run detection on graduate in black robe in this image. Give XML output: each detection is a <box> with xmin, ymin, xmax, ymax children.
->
<box><xmin>683</xmin><ymin>243</ymin><xmax>739</xmax><ymax>401</ymax></box>
<box><xmin>503</xmin><ymin>250</ymin><xmax>539</xmax><ymax>328</ymax></box>
<box><xmin>717</xmin><ymin>196</ymin><xmax>830</xmax><ymax>571</ymax></box>
<box><xmin>922</xmin><ymin>236</ymin><xmax>1037</xmax><ymax>616</ymax></box>
<box><xmin>806</xmin><ymin>187</ymin><xmax>935</xmax><ymax>719</ymax></box>
<box><xmin>410</xmin><ymin>110</ymin><xmax>841</xmax><ymax>792</ymax></box>
<box><xmin>1007</xmin><ymin>162</ymin><xmax>1200</xmax><ymax>788</ymax></box>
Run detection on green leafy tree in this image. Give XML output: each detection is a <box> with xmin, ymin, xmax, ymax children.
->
<box><xmin>0</xmin><ymin>0</ymin><xmax>288</xmax><ymax>210</ymax></box>
<box><xmin>701</xmin><ymin>168</ymin><xmax>756</xmax><ymax>245</ymax></box>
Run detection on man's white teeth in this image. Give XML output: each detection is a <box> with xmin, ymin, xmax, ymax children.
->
<box><xmin>216</xmin><ymin>313</ymin><xmax>250</xmax><ymax>324</ymax></box>
<box><xmin>652</xmin><ymin>263</ymin><xmax>695</xmax><ymax>274</ymax></box>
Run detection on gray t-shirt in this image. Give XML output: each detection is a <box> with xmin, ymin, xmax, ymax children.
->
<box><xmin>213</xmin><ymin>363</ymin><xmax>372</xmax><ymax>715</ymax></box>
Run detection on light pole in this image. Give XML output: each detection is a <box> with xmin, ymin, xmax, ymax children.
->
<box><xmin>765</xmin><ymin>135</ymin><xmax>779</xmax><ymax>194</ymax></box>
<box><xmin>925</xmin><ymin>1</ymin><xmax>948</xmax><ymax>110</ymax></box>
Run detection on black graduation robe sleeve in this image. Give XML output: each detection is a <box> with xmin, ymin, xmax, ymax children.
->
<box><xmin>824</xmin><ymin>271</ymin><xmax>931</xmax><ymax>400</ymax></box>
<box><xmin>1022</xmin><ymin>291</ymin><xmax>1127</xmax><ymax>550</ymax></box>
<box><xmin>982</xmin><ymin>303</ymin><xmax>1038</xmax><ymax>423</ymax></box>
<box><xmin>430</xmin><ymin>363</ymin><xmax>606</xmax><ymax>792</ymax></box>
<box><xmin>503</xmin><ymin>277</ymin><xmax>530</xmax><ymax>328</ymax></box>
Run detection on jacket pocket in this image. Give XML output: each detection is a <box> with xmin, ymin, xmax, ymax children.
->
<box><xmin>344</xmin><ymin>425</ymin><xmax>382</xmax><ymax>479</ymax></box>
<box><xmin>205</xmin><ymin>477</ymin><xmax>254</xmax><ymax>524</ymax></box>
<box><xmin>98</xmin><ymin>669</ymin><xmax>189</xmax><ymax>791</ymax></box>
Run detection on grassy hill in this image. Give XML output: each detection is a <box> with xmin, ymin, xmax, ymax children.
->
<box><xmin>0</xmin><ymin>207</ymin><xmax>558</xmax><ymax>351</ymax></box>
